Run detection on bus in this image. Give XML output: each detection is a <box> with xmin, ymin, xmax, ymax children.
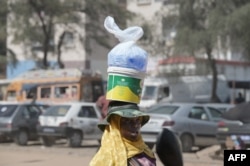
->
<box><xmin>4</xmin><ymin>68</ymin><xmax>104</xmax><ymax>103</ymax></box>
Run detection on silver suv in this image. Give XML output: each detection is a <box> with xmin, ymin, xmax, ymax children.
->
<box><xmin>37</xmin><ymin>102</ymin><xmax>102</xmax><ymax>147</ymax></box>
<box><xmin>0</xmin><ymin>101</ymin><xmax>47</xmax><ymax>145</ymax></box>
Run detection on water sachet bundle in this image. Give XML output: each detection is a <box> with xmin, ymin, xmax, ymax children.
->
<box><xmin>104</xmin><ymin>16</ymin><xmax>148</xmax><ymax>72</ymax></box>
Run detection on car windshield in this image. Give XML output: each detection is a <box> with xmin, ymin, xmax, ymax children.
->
<box><xmin>147</xmin><ymin>105</ymin><xmax>179</xmax><ymax>115</ymax></box>
<box><xmin>43</xmin><ymin>105</ymin><xmax>70</xmax><ymax>117</ymax></box>
<box><xmin>141</xmin><ymin>86</ymin><xmax>157</xmax><ymax>100</ymax></box>
<box><xmin>0</xmin><ymin>105</ymin><xmax>18</xmax><ymax>117</ymax></box>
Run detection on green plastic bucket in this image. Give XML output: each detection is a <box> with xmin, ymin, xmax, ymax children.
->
<box><xmin>106</xmin><ymin>67</ymin><xmax>145</xmax><ymax>104</ymax></box>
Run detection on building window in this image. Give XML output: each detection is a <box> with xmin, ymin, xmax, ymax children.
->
<box><xmin>41</xmin><ymin>87</ymin><xmax>51</xmax><ymax>98</ymax></box>
<box><xmin>137</xmin><ymin>0</ymin><xmax>151</xmax><ymax>5</ymax></box>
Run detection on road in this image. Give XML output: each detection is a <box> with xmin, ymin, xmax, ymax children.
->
<box><xmin>0</xmin><ymin>140</ymin><xmax>223</xmax><ymax>166</ymax></box>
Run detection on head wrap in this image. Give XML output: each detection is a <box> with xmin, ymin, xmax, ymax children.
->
<box><xmin>90</xmin><ymin>115</ymin><xmax>155</xmax><ymax>166</ymax></box>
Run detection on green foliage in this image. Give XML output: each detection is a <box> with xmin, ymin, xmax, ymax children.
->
<box><xmin>227</xmin><ymin>3</ymin><xmax>250</xmax><ymax>59</ymax></box>
<box><xmin>174</xmin><ymin>0</ymin><xmax>222</xmax><ymax>56</ymax></box>
<box><xmin>164</xmin><ymin>0</ymin><xmax>250</xmax><ymax>102</ymax></box>
<box><xmin>8</xmin><ymin>0</ymin><xmax>132</xmax><ymax>68</ymax></box>
<box><xmin>173</xmin><ymin>0</ymin><xmax>250</xmax><ymax>59</ymax></box>
<box><xmin>140</xmin><ymin>23</ymin><xmax>153</xmax><ymax>42</ymax></box>
<box><xmin>0</xmin><ymin>0</ymin><xmax>7</xmax><ymax>57</ymax></box>
<box><xmin>9</xmin><ymin>0</ymin><xmax>81</xmax><ymax>45</ymax></box>
<box><xmin>83</xmin><ymin>0</ymin><xmax>132</xmax><ymax>51</ymax></box>
<box><xmin>167</xmin><ymin>0</ymin><xmax>233</xmax><ymax>102</ymax></box>
<box><xmin>0</xmin><ymin>0</ymin><xmax>7</xmax><ymax>77</ymax></box>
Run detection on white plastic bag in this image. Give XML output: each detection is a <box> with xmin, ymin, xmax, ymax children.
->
<box><xmin>104</xmin><ymin>16</ymin><xmax>148</xmax><ymax>72</ymax></box>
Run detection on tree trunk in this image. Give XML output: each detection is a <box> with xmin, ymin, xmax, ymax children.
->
<box><xmin>57</xmin><ymin>32</ymin><xmax>65</xmax><ymax>69</ymax></box>
<box><xmin>43</xmin><ymin>42</ymin><xmax>49</xmax><ymax>69</ymax></box>
<box><xmin>206</xmin><ymin>46</ymin><xmax>221</xmax><ymax>103</ymax></box>
<box><xmin>210</xmin><ymin>58</ymin><xmax>220</xmax><ymax>102</ymax></box>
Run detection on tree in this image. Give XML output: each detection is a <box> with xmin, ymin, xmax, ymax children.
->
<box><xmin>226</xmin><ymin>1</ymin><xmax>250</xmax><ymax>60</ymax></box>
<box><xmin>8</xmin><ymin>0</ymin><xmax>131</xmax><ymax>69</ymax></box>
<box><xmin>0</xmin><ymin>0</ymin><xmax>7</xmax><ymax>77</ymax></box>
<box><xmin>171</xmin><ymin>0</ymin><xmax>250</xmax><ymax>102</ymax></box>
<box><xmin>83</xmin><ymin>0</ymin><xmax>132</xmax><ymax>53</ymax></box>
<box><xmin>167</xmin><ymin>0</ymin><xmax>234</xmax><ymax>102</ymax></box>
<box><xmin>132</xmin><ymin>6</ymin><xmax>178</xmax><ymax>60</ymax></box>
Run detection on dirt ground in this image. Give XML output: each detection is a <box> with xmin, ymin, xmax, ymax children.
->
<box><xmin>0</xmin><ymin>140</ymin><xmax>223</xmax><ymax>166</ymax></box>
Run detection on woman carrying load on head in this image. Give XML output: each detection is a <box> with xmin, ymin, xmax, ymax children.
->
<box><xmin>90</xmin><ymin>101</ymin><xmax>156</xmax><ymax>166</ymax></box>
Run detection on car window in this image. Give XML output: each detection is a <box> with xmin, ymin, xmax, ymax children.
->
<box><xmin>207</xmin><ymin>107</ymin><xmax>222</xmax><ymax>118</ymax></box>
<box><xmin>189</xmin><ymin>107</ymin><xmax>208</xmax><ymax>120</ymax></box>
<box><xmin>78</xmin><ymin>106</ymin><xmax>97</xmax><ymax>118</ymax></box>
<box><xmin>214</xmin><ymin>107</ymin><xmax>227</xmax><ymax>113</ymax></box>
<box><xmin>158</xmin><ymin>87</ymin><xmax>169</xmax><ymax>99</ymax></box>
<box><xmin>206</xmin><ymin>105</ymin><xmax>232</xmax><ymax>113</ymax></box>
<box><xmin>21</xmin><ymin>105</ymin><xmax>41</xmax><ymax>119</ymax></box>
<box><xmin>0</xmin><ymin>105</ymin><xmax>17</xmax><ymax>117</ymax></box>
<box><xmin>38</xmin><ymin>105</ymin><xmax>50</xmax><ymax>113</ymax></box>
<box><xmin>147</xmin><ymin>105</ymin><xmax>179</xmax><ymax>115</ymax></box>
<box><xmin>43</xmin><ymin>105</ymin><xmax>70</xmax><ymax>117</ymax></box>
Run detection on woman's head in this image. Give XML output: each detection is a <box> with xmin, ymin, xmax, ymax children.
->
<box><xmin>90</xmin><ymin>111</ymin><xmax>155</xmax><ymax>166</ymax></box>
<box><xmin>120</xmin><ymin>116</ymin><xmax>142</xmax><ymax>141</ymax></box>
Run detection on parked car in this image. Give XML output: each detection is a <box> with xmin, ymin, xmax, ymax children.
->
<box><xmin>216</xmin><ymin>102</ymin><xmax>250</xmax><ymax>150</ymax></box>
<box><xmin>37</xmin><ymin>102</ymin><xmax>102</xmax><ymax>147</ymax></box>
<box><xmin>0</xmin><ymin>101</ymin><xmax>49</xmax><ymax>145</ymax></box>
<box><xmin>204</xmin><ymin>103</ymin><xmax>235</xmax><ymax>113</ymax></box>
<box><xmin>141</xmin><ymin>102</ymin><xmax>223</xmax><ymax>152</ymax></box>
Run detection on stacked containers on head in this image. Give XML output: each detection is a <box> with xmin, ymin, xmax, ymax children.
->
<box><xmin>104</xmin><ymin>16</ymin><xmax>148</xmax><ymax>104</ymax></box>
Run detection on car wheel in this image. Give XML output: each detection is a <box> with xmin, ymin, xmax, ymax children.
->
<box><xmin>68</xmin><ymin>131</ymin><xmax>82</xmax><ymax>147</ymax></box>
<box><xmin>41</xmin><ymin>136</ymin><xmax>55</xmax><ymax>147</ymax></box>
<box><xmin>180</xmin><ymin>134</ymin><xmax>193</xmax><ymax>152</ymax></box>
<box><xmin>14</xmin><ymin>130</ymin><xmax>28</xmax><ymax>146</ymax></box>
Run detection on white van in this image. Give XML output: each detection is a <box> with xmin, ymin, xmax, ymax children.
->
<box><xmin>37</xmin><ymin>102</ymin><xmax>102</xmax><ymax>147</ymax></box>
<box><xmin>139</xmin><ymin>75</ymin><xmax>230</xmax><ymax>110</ymax></box>
<box><xmin>139</xmin><ymin>77</ymin><xmax>171</xmax><ymax>110</ymax></box>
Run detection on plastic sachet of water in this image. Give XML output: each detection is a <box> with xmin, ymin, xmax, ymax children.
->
<box><xmin>104</xmin><ymin>16</ymin><xmax>148</xmax><ymax>72</ymax></box>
